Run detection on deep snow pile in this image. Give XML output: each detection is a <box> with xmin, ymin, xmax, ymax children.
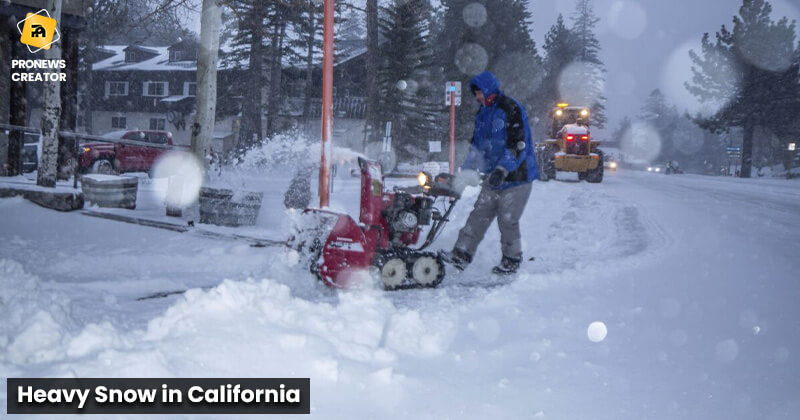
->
<box><xmin>0</xmin><ymin>259</ymin><xmax>74</xmax><ymax>366</ymax></box>
<box><xmin>0</xmin><ymin>260</ymin><xmax>462</xmax><ymax>418</ymax></box>
<box><xmin>2</xmin><ymin>171</ymin><xmax>800</xmax><ymax>419</ymax></box>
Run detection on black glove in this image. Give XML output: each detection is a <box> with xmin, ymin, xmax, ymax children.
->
<box><xmin>486</xmin><ymin>166</ymin><xmax>509</xmax><ymax>187</ymax></box>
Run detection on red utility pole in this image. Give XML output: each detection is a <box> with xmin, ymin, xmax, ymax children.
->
<box><xmin>319</xmin><ymin>0</ymin><xmax>334</xmax><ymax>207</ymax></box>
<box><xmin>449</xmin><ymin>90</ymin><xmax>456</xmax><ymax>175</ymax></box>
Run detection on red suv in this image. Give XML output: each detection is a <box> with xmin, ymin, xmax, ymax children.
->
<box><xmin>79</xmin><ymin>130</ymin><xmax>182</xmax><ymax>175</ymax></box>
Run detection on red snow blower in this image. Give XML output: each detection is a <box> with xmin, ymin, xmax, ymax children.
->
<box><xmin>292</xmin><ymin>158</ymin><xmax>460</xmax><ymax>290</ymax></box>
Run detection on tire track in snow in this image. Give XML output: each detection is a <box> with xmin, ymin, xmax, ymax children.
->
<box><xmin>435</xmin><ymin>181</ymin><xmax>671</xmax><ymax>293</ymax></box>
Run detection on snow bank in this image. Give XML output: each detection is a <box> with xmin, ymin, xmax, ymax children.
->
<box><xmin>0</xmin><ymin>259</ymin><xmax>74</xmax><ymax>365</ymax></box>
<box><xmin>0</xmin><ymin>259</ymin><xmax>460</xmax><ymax>417</ymax></box>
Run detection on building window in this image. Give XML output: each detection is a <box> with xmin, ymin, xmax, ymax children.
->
<box><xmin>125</xmin><ymin>51</ymin><xmax>137</xmax><ymax>62</ymax></box>
<box><xmin>111</xmin><ymin>116</ymin><xmax>127</xmax><ymax>129</ymax></box>
<box><xmin>105</xmin><ymin>81</ymin><xmax>129</xmax><ymax>96</ymax></box>
<box><xmin>171</xmin><ymin>50</ymin><xmax>183</xmax><ymax>61</ymax></box>
<box><xmin>149</xmin><ymin>118</ymin><xmax>166</xmax><ymax>131</ymax></box>
<box><xmin>184</xmin><ymin>82</ymin><xmax>197</xmax><ymax>96</ymax></box>
<box><xmin>143</xmin><ymin>81</ymin><xmax>168</xmax><ymax>97</ymax></box>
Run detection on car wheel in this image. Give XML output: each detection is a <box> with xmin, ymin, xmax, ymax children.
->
<box><xmin>91</xmin><ymin>159</ymin><xmax>115</xmax><ymax>175</ymax></box>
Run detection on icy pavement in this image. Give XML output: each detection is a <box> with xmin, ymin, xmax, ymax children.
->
<box><xmin>1</xmin><ymin>171</ymin><xmax>799</xmax><ymax>419</ymax></box>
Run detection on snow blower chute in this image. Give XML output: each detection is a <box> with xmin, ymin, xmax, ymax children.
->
<box><xmin>291</xmin><ymin>158</ymin><xmax>460</xmax><ymax>290</ymax></box>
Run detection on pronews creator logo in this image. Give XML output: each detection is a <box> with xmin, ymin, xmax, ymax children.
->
<box><xmin>12</xmin><ymin>9</ymin><xmax>66</xmax><ymax>82</ymax></box>
<box><xmin>18</xmin><ymin>9</ymin><xmax>60</xmax><ymax>53</ymax></box>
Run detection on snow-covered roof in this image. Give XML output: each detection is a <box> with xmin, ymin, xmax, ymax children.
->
<box><xmin>93</xmin><ymin>39</ymin><xmax>366</xmax><ymax>72</ymax></box>
<box><xmin>92</xmin><ymin>45</ymin><xmax>235</xmax><ymax>72</ymax></box>
<box><xmin>161</xmin><ymin>95</ymin><xmax>192</xmax><ymax>103</ymax></box>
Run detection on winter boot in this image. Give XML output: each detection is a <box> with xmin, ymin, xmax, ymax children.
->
<box><xmin>439</xmin><ymin>248</ymin><xmax>472</xmax><ymax>271</ymax></box>
<box><xmin>492</xmin><ymin>256</ymin><xmax>521</xmax><ymax>275</ymax></box>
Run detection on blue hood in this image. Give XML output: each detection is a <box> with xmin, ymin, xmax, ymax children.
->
<box><xmin>470</xmin><ymin>71</ymin><xmax>501</xmax><ymax>98</ymax></box>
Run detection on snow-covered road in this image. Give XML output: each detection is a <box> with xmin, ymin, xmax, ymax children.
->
<box><xmin>1</xmin><ymin>171</ymin><xmax>798</xmax><ymax>419</ymax></box>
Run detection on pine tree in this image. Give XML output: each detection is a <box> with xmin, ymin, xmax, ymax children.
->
<box><xmin>376</xmin><ymin>0</ymin><xmax>438</xmax><ymax>162</ymax></box>
<box><xmin>687</xmin><ymin>0</ymin><xmax>799</xmax><ymax>177</ymax></box>
<box><xmin>365</xmin><ymin>0</ymin><xmax>380</xmax><ymax>144</ymax></box>
<box><xmin>569</xmin><ymin>0</ymin><xmax>607</xmax><ymax>128</ymax></box>
<box><xmin>536</xmin><ymin>14</ymin><xmax>577</xmax><ymax>138</ymax></box>
<box><xmin>639</xmin><ymin>89</ymin><xmax>679</xmax><ymax>161</ymax></box>
<box><xmin>435</xmin><ymin>0</ymin><xmax>542</xmax><ymax>147</ymax></box>
<box><xmin>609</xmin><ymin>116</ymin><xmax>632</xmax><ymax>147</ymax></box>
<box><xmin>289</xmin><ymin>0</ymin><xmax>323</xmax><ymax>120</ymax></box>
<box><xmin>222</xmin><ymin>0</ymin><xmax>268</xmax><ymax>149</ymax></box>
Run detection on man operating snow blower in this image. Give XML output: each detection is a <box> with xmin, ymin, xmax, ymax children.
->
<box><xmin>440</xmin><ymin>71</ymin><xmax>538</xmax><ymax>275</ymax></box>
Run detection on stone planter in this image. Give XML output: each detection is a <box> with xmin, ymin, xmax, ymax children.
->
<box><xmin>199</xmin><ymin>187</ymin><xmax>263</xmax><ymax>227</ymax></box>
<box><xmin>81</xmin><ymin>174</ymin><xmax>138</xmax><ymax>209</ymax></box>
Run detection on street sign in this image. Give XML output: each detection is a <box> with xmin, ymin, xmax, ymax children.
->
<box><xmin>428</xmin><ymin>141</ymin><xmax>441</xmax><ymax>153</ymax></box>
<box><xmin>726</xmin><ymin>146</ymin><xmax>742</xmax><ymax>152</ymax></box>
<box><xmin>445</xmin><ymin>81</ymin><xmax>461</xmax><ymax>106</ymax></box>
<box><xmin>789</xmin><ymin>143</ymin><xmax>796</xmax><ymax>151</ymax></box>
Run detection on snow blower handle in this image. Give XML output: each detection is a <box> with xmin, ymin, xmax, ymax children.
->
<box><xmin>424</xmin><ymin>172</ymin><xmax>461</xmax><ymax>200</ymax></box>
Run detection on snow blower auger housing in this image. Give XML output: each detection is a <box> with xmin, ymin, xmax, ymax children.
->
<box><xmin>536</xmin><ymin>103</ymin><xmax>604</xmax><ymax>183</ymax></box>
<box><xmin>293</xmin><ymin>158</ymin><xmax>460</xmax><ymax>290</ymax></box>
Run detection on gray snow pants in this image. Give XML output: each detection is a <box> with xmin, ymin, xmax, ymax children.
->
<box><xmin>454</xmin><ymin>181</ymin><xmax>533</xmax><ymax>260</ymax></box>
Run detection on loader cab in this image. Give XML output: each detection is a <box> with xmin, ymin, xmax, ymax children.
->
<box><xmin>549</xmin><ymin>103</ymin><xmax>590</xmax><ymax>139</ymax></box>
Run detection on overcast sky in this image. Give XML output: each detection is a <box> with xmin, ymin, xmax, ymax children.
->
<box><xmin>527</xmin><ymin>0</ymin><xmax>800</xmax><ymax>136</ymax></box>
<box><xmin>185</xmin><ymin>0</ymin><xmax>800</xmax><ymax>138</ymax></box>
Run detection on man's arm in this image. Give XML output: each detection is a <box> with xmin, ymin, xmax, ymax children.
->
<box><xmin>461</xmin><ymin>118</ymin><xmax>483</xmax><ymax>171</ymax></box>
<box><xmin>496</xmin><ymin>98</ymin><xmax>526</xmax><ymax>173</ymax></box>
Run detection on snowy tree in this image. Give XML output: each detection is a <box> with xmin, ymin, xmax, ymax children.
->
<box><xmin>365</xmin><ymin>0</ymin><xmax>380</xmax><ymax>144</ymax></box>
<box><xmin>568</xmin><ymin>0</ymin><xmax>607</xmax><ymax>128</ymax></box>
<box><xmin>376</xmin><ymin>0</ymin><xmax>438</xmax><ymax>162</ymax></box>
<box><xmin>290</xmin><ymin>1</ymin><xmax>324</xmax><ymax>120</ymax></box>
<box><xmin>687</xmin><ymin>0</ymin><xmax>799</xmax><ymax>177</ymax></box>
<box><xmin>435</xmin><ymin>0</ymin><xmax>542</xmax><ymax>145</ymax></box>
<box><xmin>220</xmin><ymin>0</ymin><xmax>267</xmax><ymax>149</ymax></box>
<box><xmin>536</xmin><ymin>14</ymin><xmax>578</xmax><ymax>138</ymax></box>
<box><xmin>639</xmin><ymin>89</ymin><xmax>679</xmax><ymax>161</ymax></box>
<box><xmin>609</xmin><ymin>116</ymin><xmax>632</xmax><ymax>147</ymax></box>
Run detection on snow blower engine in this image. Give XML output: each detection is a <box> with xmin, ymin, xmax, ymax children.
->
<box><xmin>292</xmin><ymin>158</ymin><xmax>460</xmax><ymax>290</ymax></box>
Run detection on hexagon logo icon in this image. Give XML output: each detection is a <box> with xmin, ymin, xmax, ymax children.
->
<box><xmin>17</xmin><ymin>9</ymin><xmax>60</xmax><ymax>53</ymax></box>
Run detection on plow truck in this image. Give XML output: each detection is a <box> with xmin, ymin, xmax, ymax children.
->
<box><xmin>536</xmin><ymin>103</ymin><xmax>604</xmax><ymax>183</ymax></box>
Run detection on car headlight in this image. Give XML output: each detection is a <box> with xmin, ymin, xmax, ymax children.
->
<box><xmin>580</xmin><ymin>109</ymin><xmax>589</xmax><ymax>117</ymax></box>
<box><xmin>81</xmin><ymin>147</ymin><xmax>91</xmax><ymax>154</ymax></box>
<box><xmin>417</xmin><ymin>171</ymin><xmax>431</xmax><ymax>188</ymax></box>
<box><xmin>610</xmin><ymin>162</ymin><xmax>617</xmax><ymax>168</ymax></box>
<box><xmin>647</xmin><ymin>167</ymin><xmax>653</xmax><ymax>172</ymax></box>
<box><xmin>655</xmin><ymin>167</ymin><xmax>661</xmax><ymax>172</ymax></box>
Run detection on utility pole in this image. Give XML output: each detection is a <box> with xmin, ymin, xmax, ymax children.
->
<box><xmin>319</xmin><ymin>0</ymin><xmax>334</xmax><ymax>207</ymax></box>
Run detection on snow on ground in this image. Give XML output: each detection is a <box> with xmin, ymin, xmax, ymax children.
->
<box><xmin>1</xmin><ymin>169</ymin><xmax>799</xmax><ymax>419</ymax></box>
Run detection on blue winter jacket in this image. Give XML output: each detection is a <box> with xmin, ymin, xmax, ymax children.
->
<box><xmin>462</xmin><ymin>71</ymin><xmax>538</xmax><ymax>189</ymax></box>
